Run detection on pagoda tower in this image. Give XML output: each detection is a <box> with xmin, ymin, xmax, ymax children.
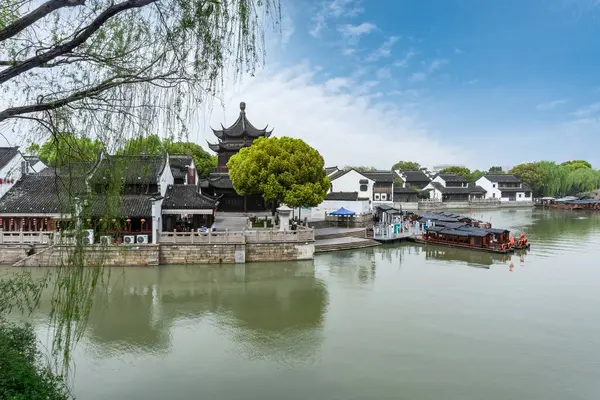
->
<box><xmin>207</xmin><ymin>101</ymin><xmax>273</xmax><ymax>171</ymax></box>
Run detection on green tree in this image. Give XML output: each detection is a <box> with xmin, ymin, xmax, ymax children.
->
<box><xmin>391</xmin><ymin>161</ymin><xmax>420</xmax><ymax>171</ymax></box>
<box><xmin>165</xmin><ymin>141</ymin><xmax>217</xmax><ymax>179</ymax></box>
<box><xmin>343</xmin><ymin>165</ymin><xmax>377</xmax><ymax>172</ymax></box>
<box><xmin>29</xmin><ymin>133</ymin><xmax>102</xmax><ymax>167</ymax></box>
<box><xmin>0</xmin><ymin>320</ymin><xmax>70</xmax><ymax>399</ymax></box>
<box><xmin>560</xmin><ymin>160</ymin><xmax>593</xmax><ymax>171</ymax></box>
<box><xmin>469</xmin><ymin>169</ymin><xmax>486</xmax><ymax>184</ymax></box>
<box><xmin>488</xmin><ymin>166</ymin><xmax>505</xmax><ymax>174</ymax></box>
<box><xmin>509</xmin><ymin>163</ymin><xmax>548</xmax><ymax>197</ymax></box>
<box><xmin>228</xmin><ymin>137</ymin><xmax>330</xmax><ymax>209</ymax></box>
<box><xmin>439</xmin><ymin>166</ymin><xmax>471</xmax><ymax>180</ymax></box>
<box><xmin>120</xmin><ymin>135</ymin><xmax>165</xmax><ymax>155</ymax></box>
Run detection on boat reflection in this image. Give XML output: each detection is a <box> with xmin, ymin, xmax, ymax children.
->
<box><xmin>421</xmin><ymin>245</ymin><xmax>515</xmax><ymax>268</ymax></box>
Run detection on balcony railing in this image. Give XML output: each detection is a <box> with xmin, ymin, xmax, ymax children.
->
<box><xmin>0</xmin><ymin>231</ymin><xmax>54</xmax><ymax>245</ymax></box>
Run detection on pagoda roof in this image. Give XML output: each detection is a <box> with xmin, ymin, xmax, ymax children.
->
<box><xmin>210</xmin><ymin>101</ymin><xmax>273</xmax><ymax>140</ymax></box>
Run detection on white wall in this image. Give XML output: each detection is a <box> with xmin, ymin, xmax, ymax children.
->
<box><xmin>159</xmin><ymin>156</ymin><xmax>174</xmax><ymax>197</ymax></box>
<box><xmin>430</xmin><ymin>175</ymin><xmax>446</xmax><ymax>186</ymax></box>
<box><xmin>423</xmin><ymin>183</ymin><xmax>443</xmax><ymax>200</ymax></box>
<box><xmin>330</xmin><ymin>170</ymin><xmax>374</xmax><ymax>202</ymax></box>
<box><xmin>28</xmin><ymin>160</ymin><xmax>46</xmax><ymax>174</ymax></box>
<box><xmin>0</xmin><ymin>152</ymin><xmax>25</xmax><ymax>199</ymax></box>
<box><xmin>476</xmin><ymin>177</ymin><xmax>501</xmax><ymax>200</ymax></box>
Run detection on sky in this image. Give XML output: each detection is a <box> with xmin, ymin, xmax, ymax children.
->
<box><xmin>201</xmin><ymin>0</ymin><xmax>600</xmax><ymax>170</ymax></box>
<box><xmin>3</xmin><ymin>0</ymin><xmax>600</xmax><ymax>170</ymax></box>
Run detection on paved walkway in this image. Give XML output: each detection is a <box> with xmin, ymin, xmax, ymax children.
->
<box><xmin>315</xmin><ymin>236</ymin><xmax>368</xmax><ymax>246</ymax></box>
<box><xmin>315</xmin><ymin>227</ymin><xmax>365</xmax><ymax>237</ymax></box>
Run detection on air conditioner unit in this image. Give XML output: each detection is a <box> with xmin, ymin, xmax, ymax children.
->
<box><xmin>381</xmin><ymin>193</ymin><xmax>387</xmax><ymax>201</ymax></box>
<box><xmin>123</xmin><ymin>235</ymin><xmax>136</xmax><ymax>245</ymax></box>
<box><xmin>136</xmin><ymin>234</ymin><xmax>149</xmax><ymax>244</ymax></box>
<box><xmin>81</xmin><ymin>229</ymin><xmax>94</xmax><ymax>245</ymax></box>
<box><xmin>100</xmin><ymin>236</ymin><xmax>112</xmax><ymax>246</ymax></box>
<box><xmin>374</xmin><ymin>193</ymin><xmax>381</xmax><ymax>201</ymax></box>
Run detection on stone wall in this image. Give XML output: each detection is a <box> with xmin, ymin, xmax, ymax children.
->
<box><xmin>13</xmin><ymin>245</ymin><xmax>160</xmax><ymax>267</ymax></box>
<box><xmin>0</xmin><ymin>246</ymin><xmax>30</xmax><ymax>265</ymax></box>
<box><xmin>246</xmin><ymin>243</ymin><xmax>315</xmax><ymax>262</ymax></box>
<box><xmin>159</xmin><ymin>244</ymin><xmax>243</xmax><ymax>264</ymax></box>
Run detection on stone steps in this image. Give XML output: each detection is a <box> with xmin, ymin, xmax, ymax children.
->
<box><xmin>315</xmin><ymin>239</ymin><xmax>380</xmax><ymax>253</ymax></box>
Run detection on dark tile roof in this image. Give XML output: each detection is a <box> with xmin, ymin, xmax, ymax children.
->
<box><xmin>200</xmin><ymin>173</ymin><xmax>234</xmax><ymax>189</ymax></box>
<box><xmin>328</xmin><ymin>169</ymin><xmax>348</xmax><ymax>181</ymax></box>
<box><xmin>0</xmin><ymin>174</ymin><xmax>86</xmax><ymax>214</ymax></box>
<box><xmin>89</xmin><ymin>195</ymin><xmax>153</xmax><ymax>218</ymax></box>
<box><xmin>430</xmin><ymin>182</ymin><xmax>486</xmax><ymax>194</ymax></box>
<box><xmin>436</xmin><ymin>173</ymin><xmax>467</xmax><ymax>183</ymax></box>
<box><xmin>399</xmin><ymin>170</ymin><xmax>430</xmax><ymax>182</ymax></box>
<box><xmin>325</xmin><ymin>166</ymin><xmax>339</xmax><ymax>175</ymax></box>
<box><xmin>0</xmin><ymin>147</ymin><xmax>19</xmax><ymax>170</ymax></box>
<box><xmin>483</xmin><ymin>174</ymin><xmax>521</xmax><ymax>183</ymax></box>
<box><xmin>162</xmin><ymin>184</ymin><xmax>218</xmax><ymax>210</ymax></box>
<box><xmin>37</xmin><ymin>162</ymin><xmax>96</xmax><ymax>178</ymax></box>
<box><xmin>325</xmin><ymin>192</ymin><xmax>359</xmax><ymax>201</ymax></box>
<box><xmin>394</xmin><ymin>187</ymin><xmax>418</xmax><ymax>194</ymax></box>
<box><xmin>362</xmin><ymin>171</ymin><xmax>394</xmax><ymax>183</ymax></box>
<box><xmin>169</xmin><ymin>154</ymin><xmax>193</xmax><ymax>180</ymax></box>
<box><xmin>91</xmin><ymin>155</ymin><xmax>166</xmax><ymax>185</ymax></box>
<box><xmin>210</xmin><ymin>102</ymin><xmax>273</xmax><ymax>139</ymax></box>
<box><xmin>500</xmin><ymin>185</ymin><xmax>532</xmax><ymax>193</ymax></box>
<box><xmin>23</xmin><ymin>155</ymin><xmax>40</xmax><ymax>164</ymax></box>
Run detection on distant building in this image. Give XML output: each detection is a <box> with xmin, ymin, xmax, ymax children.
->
<box><xmin>476</xmin><ymin>174</ymin><xmax>532</xmax><ymax>202</ymax></box>
<box><xmin>394</xmin><ymin>170</ymin><xmax>431</xmax><ymax>189</ymax></box>
<box><xmin>200</xmin><ymin>102</ymin><xmax>273</xmax><ymax>212</ymax></box>
<box><xmin>424</xmin><ymin>173</ymin><xmax>486</xmax><ymax>202</ymax></box>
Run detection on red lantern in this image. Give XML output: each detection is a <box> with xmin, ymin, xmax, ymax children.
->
<box><xmin>0</xmin><ymin>178</ymin><xmax>3</xmax><ymax>184</ymax></box>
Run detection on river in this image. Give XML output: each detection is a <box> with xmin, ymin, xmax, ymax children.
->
<box><xmin>5</xmin><ymin>209</ymin><xmax>600</xmax><ymax>399</ymax></box>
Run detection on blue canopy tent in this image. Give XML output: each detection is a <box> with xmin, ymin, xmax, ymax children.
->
<box><xmin>329</xmin><ymin>207</ymin><xmax>356</xmax><ymax>216</ymax></box>
<box><xmin>329</xmin><ymin>207</ymin><xmax>356</xmax><ymax>227</ymax></box>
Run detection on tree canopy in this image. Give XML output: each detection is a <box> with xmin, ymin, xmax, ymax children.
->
<box><xmin>228</xmin><ymin>137</ymin><xmax>330</xmax><ymax>208</ymax></box>
<box><xmin>344</xmin><ymin>165</ymin><xmax>377</xmax><ymax>172</ymax></box>
<box><xmin>28</xmin><ymin>133</ymin><xmax>102</xmax><ymax>167</ymax></box>
<box><xmin>509</xmin><ymin>163</ymin><xmax>549</xmax><ymax>197</ymax></box>
<box><xmin>488</xmin><ymin>166</ymin><xmax>505</xmax><ymax>174</ymax></box>
<box><xmin>439</xmin><ymin>166</ymin><xmax>471</xmax><ymax>180</ymax></box>
<box><xmin>391</xmin><ymin>161</ymin><xmax>420</xmax><ymax>171</ymax></box>
<box><xmin>509</xmin><ymin>161</ymin><xmax>600</xmax><ymax>197</ymax></box>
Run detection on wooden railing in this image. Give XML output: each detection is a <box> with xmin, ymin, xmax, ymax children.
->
<box><xmin>0</xmin><ymin>231</ymin><xmax>55</xmax><ymax>245</ymax></box>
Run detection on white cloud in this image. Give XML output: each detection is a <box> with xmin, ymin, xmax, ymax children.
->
<box><xmin>409</xmin><ymin>72</ymin><xmax>427</xmax><ymax>82</ymax></box>
<box><xmin>310</xmin><ymin>0</ymin><xmax>364</xmax><ymax>37</ymax></box>
<box><xmin>394</xmin><ymin>49</ymin><xmax>417</xmax><ymax>67</ymax></box>
<box><xmin>570</xmin><ymin>102</ymin><xmax>600</xmax><ymax>117</ymax></box>
<box><xmin>366</xmin><ymin>36</ymin><xmax>401</xmax><ymax>62</ymax></box>
<box><xmin>454</xmin><ymin>48</ymin><xmax>463</xmax><ymax>55</ymax></box>
<box><xmin>376</xmin><ymin>67</ymin><xmax>392</xmax><ymax>80</ymax></box>
<box><xmin>427</xmin><ymin>58</ymin><xmax>448</xmax><ymax>73</ymax></box>
<box><xmin>206</xmin><ymin>64</ymin><xmax>466</xmax><ymax>169</ymax></box>
<box><xmin>536</xmin><ymin>98</ymin><xmax>569</xmax><ymax>111</ymax></box>
<box><xmin>465</xmin><ymin>79</ymin><xmax>479</xmax><ymax>85</ymax></box>
<box><xmin>338</xmin><ymin>22</ymin><xmax>376</xmax><ymax>37</ymax></box>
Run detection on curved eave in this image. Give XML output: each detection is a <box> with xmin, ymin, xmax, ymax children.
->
<box><xmin>219</xmin><ymin>113</ymin><xmax>271</xmax><ymax>139</ymax></box>
<box><xmin>207</xmin><ymin>141</ymin><xmax>220</xmax><ymax>152</ymax></box>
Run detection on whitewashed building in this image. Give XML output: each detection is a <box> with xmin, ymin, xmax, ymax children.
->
<box><xmin>329</xmin><ymin>169</ymin><xmax>375</xmax><ymax>202</ymax></box>
<box><xmin>424</xmin><ymin>173</ymin><xmax>486</xmax><ymax>202</ymax></box>
<box><xmin>476</xmin><ymin>174</ymin><xmax>532</xmax><ymax>202</ymax></box>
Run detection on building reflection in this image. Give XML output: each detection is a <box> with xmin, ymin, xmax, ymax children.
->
<box><xmin>316</xmin><ymin>249</ymin><xmax>377</xmax><ymax>284</ymax></box>
<box><xmin>20</xmin><ymin>262</ymin><xmax>328</xmax><ymax>362</ymax></box>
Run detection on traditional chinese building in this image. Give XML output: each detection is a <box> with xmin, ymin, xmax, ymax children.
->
<box><xmin>201</xmin><ymin>101</ymin><xmax>273</xmax><ymax>212</ymax></box>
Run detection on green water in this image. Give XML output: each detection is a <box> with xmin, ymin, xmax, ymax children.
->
<box><xmin>9</xmin><ymin>209</ymin><xmax>600</xmax><ymax>399</ymax></box>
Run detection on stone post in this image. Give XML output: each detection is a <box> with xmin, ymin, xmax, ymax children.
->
<box><xmin>277</xmin><ymin>205</ymin><xmax>293</xmax><ymax>231</ymax></box>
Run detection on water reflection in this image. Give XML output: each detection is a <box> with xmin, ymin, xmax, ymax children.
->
<box><xmin>316</xmin><ymin>249</ymin><xmax>377</xmax><ymax>284</ymax></box>
<box><xmin>20</xmin><ymin>262</ymin><xmax>329</xmax><ymax>363</ymax></box>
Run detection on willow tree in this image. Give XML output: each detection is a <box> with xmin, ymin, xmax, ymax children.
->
<box><xmin>0</xmin><ymin>0</ymin><xmax>280</xmax><ymax>377</ymax></box>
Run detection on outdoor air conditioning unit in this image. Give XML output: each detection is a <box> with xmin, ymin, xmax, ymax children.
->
<box><xmin>381</xmin><ymin>193</ymin><xmax>387</xmax><ymax>201</ymax></box>
<box><xmin>374</xmin><ymin>193</ymin><xmax>381</xmax><ymax>201</ymax></box>
<box><xmin>136</xmin><ymin>234</ymin><xmax>149</xmax><ymax>244</ymax></box>
<box><xmin>100</xmin><ymin>236</ymin><xmax>112</xmax><ymax>246</ymax></box>
<box><xmin>81</xmin><ymin>229</ymin><xmax>94</xmax><ymax>245</ymax></box>
<box><xmin>123</xmin><ymin>235</ymin><xmax>136</xmax><ymax>245</ymax></box>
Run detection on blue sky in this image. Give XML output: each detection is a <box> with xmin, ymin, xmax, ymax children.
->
<box><xmin>206</xmin><ymin>0</ymin><xmax>600</xmax><ymax>170</ymax></box>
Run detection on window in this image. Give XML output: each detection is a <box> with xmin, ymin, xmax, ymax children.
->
<box><xmin>380</xmin><ymin>193</ymin><xmax>387</xmax><ymax>201</ymax></box>
<box><xmin>518</xmin><ymin>193</ymin><xmax>522</xmax><ymax>198</ymax></box>
<box><xmin>493</xmin><ymin>184</ymin><xmax>496</xmax><ymax>188</ymax></box>
<box><xmin>492</xmin><ymin>193</ymin><xmax>496</xmax><ymax>198</ymax></box>
<box><xmin>360</xmin><ymin>184</ymin><xmax>368</xmax><ymax>192</ymax></box>
<box><xmin>374</xmin><ymin>193</ymin><xmax>381</xmax><ymax>201</ymax></box>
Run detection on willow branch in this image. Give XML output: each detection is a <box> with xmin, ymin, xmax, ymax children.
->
<box><xmin>0</xmin><ymin>0</ymin><xmax>86</xmax><ymax>43</ymax></box>
<box><xmin>0</xmin><ymin>0</ymin><xmax>158</xmax><ymax>84</ymax></box>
